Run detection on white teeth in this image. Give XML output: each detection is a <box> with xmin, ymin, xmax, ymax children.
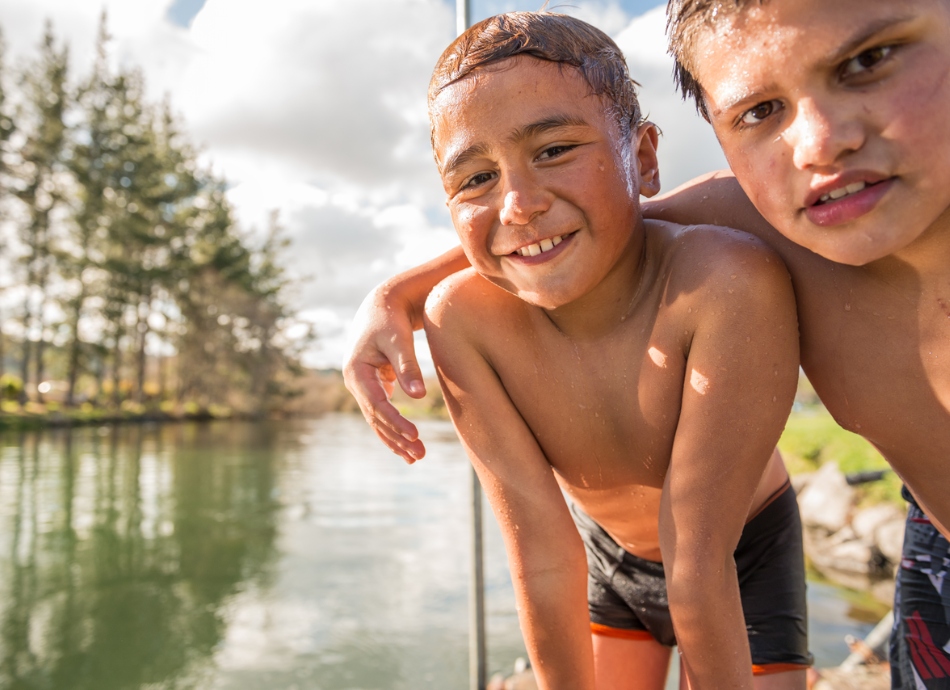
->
<box><xmin>516</xmin><ymin>234</ymin><xmax>566</xmax><ymax>257</ymax></box>
<box><xmin>845</xmin><ymin>182</ymin><xmax>866</xmax><ymax>195</ymax></box>
<box><xmin>819</xmin><ymin>181</ymin><xmax>868</xmax><ymax>203</ymax></box>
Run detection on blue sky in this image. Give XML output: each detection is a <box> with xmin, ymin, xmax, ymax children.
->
<box><xmin>166</xmin><ymin>0</ymin><xmax>207</xmax><ymax>27</ymax></box>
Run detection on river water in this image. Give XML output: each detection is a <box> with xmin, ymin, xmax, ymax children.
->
<box><xmin>0</xmin><ymin>414</ymin><xmax>887</xmax><ymax>689</ymax></box>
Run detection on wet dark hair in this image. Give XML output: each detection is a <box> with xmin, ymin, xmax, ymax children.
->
<box><xmin>667</xmin><ymin>0</ymin><xmax>767</xmax><ymax>119</ymax></box>
<box><xmin>428</xmin><ymin>12</ymin><xmax>642</xmax><ymax>142</ymax></box>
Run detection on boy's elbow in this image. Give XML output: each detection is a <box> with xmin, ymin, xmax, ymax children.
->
<box><xmin>666</xmin><ymin>551</ymin><xmax>735</xmax><ymax>612</ymax></box>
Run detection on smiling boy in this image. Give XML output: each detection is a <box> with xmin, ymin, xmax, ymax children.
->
<box><xmin>418</xmin><ymin>13</ymin><xmax>807</xmax><ymax>690</ymax></box>
<box><xmin>344</xmin><ymin>1</ymin><xmax>950</xmax><ymax>687</ymax></box>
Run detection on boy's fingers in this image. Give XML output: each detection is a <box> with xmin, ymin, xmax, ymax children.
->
<box><xmin>373</xmin><ymin>422</ymin><xmax>426</xmax><ymax>463</ymax></box>
<box><xmin>377</xmin><ymin>329</ymin><xmax>426</xmax><ymax>399</ymax></box>
<box><xmin>366</xmin><ymin>404</ymin><xmax>425</xmax><ymax>461</ymax></box>
<box><xmin>372</xmin><ymin>397</ymin><xmax>420</xmax><ymax>443</ymax></box>
<box><xmin>345</xmin><ymin>360</ymin><xmax>420</xmax><ymax>442</ymax></box>
<box><xmin>396</xmin><ymin>352</ymin><xmax>426</xmax><ymax>399</ymax></box>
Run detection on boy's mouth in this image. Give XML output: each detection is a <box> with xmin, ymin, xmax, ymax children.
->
<box><xmin>814</xmin><ymin>181</ymin><xmax>870</xmax><ymax>206</ymax></box>
<box><xmin>512</xmin><ymin>232</ymin><xmax>575</xmax><ymax>257</ymax></box>
<box><xmin>804</xmin><ymin>177</ymin><xmax>895</xmax><ymax>227</ymax></box>
<box><xmin>805</xmin><ymin>175</ymin><xmax>891</xmax><ymax>208</ymax></box>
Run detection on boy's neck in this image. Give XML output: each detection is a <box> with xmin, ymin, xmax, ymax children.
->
<box><xmin>542</xmin><ymin>224</ymin><xmax>653</xmax><ymax>340</ymax></box>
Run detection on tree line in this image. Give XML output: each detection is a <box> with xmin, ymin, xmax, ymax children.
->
<box><xmin>0</xmin><ymin>16</ymin><xmax>310</xmax><ymax>416</ymax></box>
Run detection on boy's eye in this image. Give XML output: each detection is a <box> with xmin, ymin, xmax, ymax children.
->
<box><xmin>537</xmin><ymin>144</ymin><xmax>575</xmax><ymax>161</ymax></box>
<box><xmin>739</xmin><ymin>100</ymin><xmax>781</xmax><ymax>126</ymax></box>
<box><xmin>841</xmin><ymin>46</ymin><xmax>893</xmax><ymax>78</ymax></box>
<box><xmin>462</xmin><ymin>171</ymin><xmax>495</xmax><ymax>190</ymax></box>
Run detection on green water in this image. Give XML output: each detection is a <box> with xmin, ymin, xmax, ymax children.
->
<box><xmin>0</xmin><ymin>415</ymin><xmax>886</xmax><ymax>689</ymax></box>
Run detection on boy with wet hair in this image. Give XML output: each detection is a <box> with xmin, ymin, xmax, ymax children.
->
<box><xmin>419</xmin><ymin>11</ymin><xmax>808</xmax><ymax>690</ymax></box>
<box><xmin>659</xmin><ymin>3</ymin><xmax>950</xmax><ymax>687</ymax></box>
<box><xmin>345</xmin><ymin>1</ymin><xmax>950</xmax><ymax>687</ymax></box>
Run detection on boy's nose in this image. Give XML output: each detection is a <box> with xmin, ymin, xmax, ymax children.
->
<box><xmin>499</xmin><ymin>172</ymin><xmax>550</xmax><ymax>226</ymax></box>
<box><xmin>785</xmin><ymin>97</ymin><xmax>865</xmax><ymax>170</ymax></box>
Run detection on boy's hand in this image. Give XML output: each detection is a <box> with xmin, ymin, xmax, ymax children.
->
<box><xmin>343</xmin><ymin>284</ymin><xmax>427</xmax><ymax>463</ymax></box>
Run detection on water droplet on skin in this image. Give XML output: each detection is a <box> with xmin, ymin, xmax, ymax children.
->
<box><xmin>845</xmin><ymin>303</ymin><xmax>851</xmax><ymax>311</ymax></box>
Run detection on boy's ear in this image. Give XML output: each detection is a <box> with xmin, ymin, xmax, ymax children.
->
<box><xmin>634</xmin><ymin>122</ymin><xmax>661</xmax><ymax>199</ymax></box>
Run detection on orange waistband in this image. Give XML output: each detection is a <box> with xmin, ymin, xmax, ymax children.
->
<box><xmin>752</xmin><ymin>662</ymin><xmax>811</xmax><ymax>676</ymax></box>
<box><xmin>590</xmin><ymin>623</ymin><xmax>655</xmax><ymax>641</ymax></box>
<box><xmin>591</xmin><ymin>624</ymin><xmax>811</xmax><ymax>676</ymax></box>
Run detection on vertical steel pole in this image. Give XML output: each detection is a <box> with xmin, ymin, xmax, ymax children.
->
<box><xmin>456</xmin><ymin>0</ymin><xmax>471</xmax><ymax>36</ymax></box>
<box><xmin>454</xmin><ymin>5</ymin><xmax>484</xmax><ymax>687</ymax></box>
<box><xmin>469</xmin><ymin>464</ymin><xmax>487</xmax><ymax>690</ymax></box>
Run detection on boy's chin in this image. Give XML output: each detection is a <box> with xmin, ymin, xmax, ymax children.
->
<box><xmin>783</xmin><ymin>226</ymin><xmax>921</xmax><ymax>267</ymax></box>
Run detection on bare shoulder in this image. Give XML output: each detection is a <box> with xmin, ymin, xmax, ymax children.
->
<box><xmin>423</xmin><ymin>268</ymin><xmax>525</xmax><ymax>342</ymax></box>
<box><xmin>661</xmin><ymin>222</ymin><xmax>794</xmax><ymax>305</ymax></box>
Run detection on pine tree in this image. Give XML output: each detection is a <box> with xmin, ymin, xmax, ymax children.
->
<box><xmin>63</xmin><ymin>12</ymin><xmax>115</xmax><ymax>405</ymax></box>
<box><xmin>12</xmin><ymin>23</ymin><xmax>69</xmax><ymax>402</ymax></box>
<box><xmin>0</xmin><ymin>29</ymin><xmax>16</xmax><ymax>378</ymax></box>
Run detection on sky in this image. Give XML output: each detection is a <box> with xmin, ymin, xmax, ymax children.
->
<box><xmin>0</xmin><ymin>0</ymin><xmax>727</xmax><ymax>371</ymax></box>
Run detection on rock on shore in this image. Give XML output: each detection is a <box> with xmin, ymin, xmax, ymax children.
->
<box><xmin>795</xmin><ymin>462</ymin><xmax>905</xmax><ymax>601</ymax></box>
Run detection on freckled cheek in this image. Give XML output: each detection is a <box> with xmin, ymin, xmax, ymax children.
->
<box><xmin>725</xmin><ymin>146</ymin><xmax>777</xmax><ymax>209</ymax></box>
<box><xmin>456</xmin><ymin>206</ymin><xmax>505</xmax><ymax>261</ymax></box>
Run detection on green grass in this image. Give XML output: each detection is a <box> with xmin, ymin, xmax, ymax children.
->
<box><xmin>779</xmin><ymin>406</ymin><xmax>902</xmax><ymax>505</ymax></box>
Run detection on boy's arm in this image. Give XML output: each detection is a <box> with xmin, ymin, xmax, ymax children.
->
<box><xmin>644</xmin><ymin>170</ymin><xmax>778</xmax><ymax>239</ymax></box>
<box><xmin>343</xmin><ymin>246</ymin><xmax>470</xmax><ymax>462</ymax></box>
<box><xmin>658</xmin><ymin>234</ymin><xmax>799</xmax><ymax>689</ymax></box>
<box><xmin>424</xmin><ymin>276</ymin><xmax>595</xmax><ymax>690</ymax></box>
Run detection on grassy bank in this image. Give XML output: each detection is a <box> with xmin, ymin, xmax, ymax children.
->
<box><xmin>0</xmin><ymin>369</ymin><xmax>363</xmax><ymax>430</ymax></box>
<box><xmin>779</xmin><ymin>406</ymin><xmax>901</xmax><ymax>505</ymax></box>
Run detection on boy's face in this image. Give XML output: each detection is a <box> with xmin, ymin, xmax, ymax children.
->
<box><xmin>695</xmin><ymin>0</ymin><xmax>950</xmax><ymax>266</ymax></box>
<box><xmin>430</xmin><ymin>56</ymin><xmax>660</xmax><ymax>309</ymax></box>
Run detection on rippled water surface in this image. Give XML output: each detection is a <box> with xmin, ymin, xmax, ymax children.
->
<box><xmin>0</xmin><ymin>415</ymin><xmax>887</xmax><ymax>689</ymax></box>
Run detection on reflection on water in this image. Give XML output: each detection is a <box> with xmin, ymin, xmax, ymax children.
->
<box><xmin>0</xmin><ymin>422</ymin><xmax>281</xmax><ymax>690</ymax></box>
<box><xmin>0</xmin><ymin>415</ymin><xmax>885</xmax><ymax>689</ymax></box>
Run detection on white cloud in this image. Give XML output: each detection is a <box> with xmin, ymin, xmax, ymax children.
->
<box><xmin>615</xmin><ymin>6</ymin><xmax>727</xmax><ymax>191</ymax></box>
<box><xmin>0</xmin><ymin>1</ymin><xmax>727</xmax><ymax>370</ymax></box>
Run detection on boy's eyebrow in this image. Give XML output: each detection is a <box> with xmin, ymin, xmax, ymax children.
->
<box><xmin>508</xmin><ymin>114</ymin><xmax>591</xmax><ymax>144</ymax></box>
<box><xmin>442</xmin><ymin>114</ymin><xmax>590</xmax><ymax>176</ymax></box>
<box><xmin>825</xmin><ymin>13</ymin><xmax>916</xmax><ymax>64</ymax></box>
<box><xmin>711</xmin><ymin>14</ymin><xmax>917</xmax><ymax>117</ymax></box>
<box><xmin>442</xmin><ymin>142</ymin><xmax>491</xmax><ymax>176</ymax></box>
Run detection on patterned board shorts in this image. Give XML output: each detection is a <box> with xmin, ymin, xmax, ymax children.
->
<box><xmin>891</xmin><ymin>487</ymin><xmax>950</xmax><ymax>690</ymax></box>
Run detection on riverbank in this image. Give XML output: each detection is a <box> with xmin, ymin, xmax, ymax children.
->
<box><xmin>0</xmin><ymin>368</ymin><xmax>362</xmax><ymax>430</ymax></box>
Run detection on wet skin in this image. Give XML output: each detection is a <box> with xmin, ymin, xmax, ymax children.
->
<box><xmin>425</xmin><ymin>56</ymin><xmax>798</xmax><ymax>689</ymax></box>
<box><xmin>654</xmin><ymin>0</ymin><xmax>950</xmax><ymax>532</ymax></box>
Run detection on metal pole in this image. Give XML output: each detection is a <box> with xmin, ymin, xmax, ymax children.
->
<box><xmin>469</xmin><ymin>464</ymin><xmax>487</xmax><ymax>690</ymax></box>
<box><xmin>454</xmin><ymin>4</ymin><xmax>483</xmax><ymax>686</ymax></box>
<box><xmin>456</xmin><ymin>0</ymin><xmax>471</xmax><ymax>37</ymax></box>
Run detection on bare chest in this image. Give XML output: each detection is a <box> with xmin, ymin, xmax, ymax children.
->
<box><xmin>489</xmin><ymin>320</ymin><xmax>687</xmax><ymax>492</ymax></box>
<box><xmin>798</xmin><ymin>274</ymin><xmax>950</xmax><ymax>459</ymax></box>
